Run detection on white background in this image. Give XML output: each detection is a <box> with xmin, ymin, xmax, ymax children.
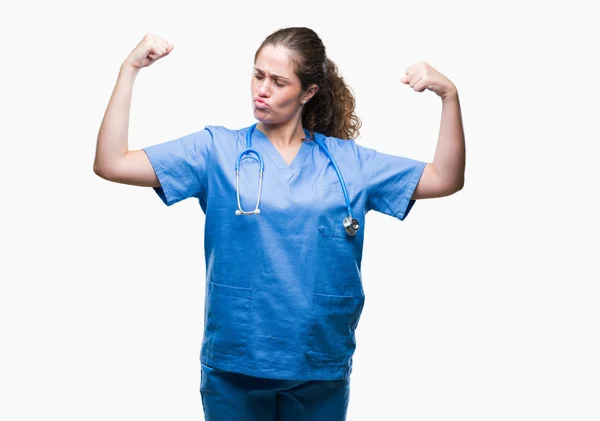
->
<box><xmin>1</xmin><ymin>0</ymin><xmax>598</xmax><ymax>420</ymax></box>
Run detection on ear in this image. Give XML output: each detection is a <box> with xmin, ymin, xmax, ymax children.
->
<box><xmin>302</xmin><ymin>83</ymin><xmax>319</xmax><ymax>103</ymax></box>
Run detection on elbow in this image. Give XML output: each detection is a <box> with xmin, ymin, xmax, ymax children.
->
<box><xmin>93</xmin><ymin>161</ymin><xmax>104</xmax><ymax>178</ymax></box>
<box><xmin>93</xmin><ymin>161</ymin><xmax>112</xmax><ymax>181</ymax></box>
<box><xmin>451</xmin><ymin>177</ymin><xmax>464</xmax><ymax>194</ymax></box>
<box><xmin>440</xmin><ymin>177</ymin><xmax>464</xmax><ymax>197</ymax></box>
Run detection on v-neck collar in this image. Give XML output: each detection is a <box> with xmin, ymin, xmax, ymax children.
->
<box><xmin>252</xmin><ymin>126</ymin><xmax>313</xmax><ymax>182</ymax></box>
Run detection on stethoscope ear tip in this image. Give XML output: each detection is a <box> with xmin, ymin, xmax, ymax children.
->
<box><xmin>255</xmin><ymin>209</ymin><xmax>261</xmax><ymax>214</ymax></box>
<box><xmin>235</xmin><ymin>210</ymin><xmax>242</xmax><ymax>216</ymax></box>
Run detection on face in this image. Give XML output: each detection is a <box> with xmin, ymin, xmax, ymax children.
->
<box><xmin>251</xmin><ymin>44</ymin><xmax>316</xmax><ymax>125</ymax></box>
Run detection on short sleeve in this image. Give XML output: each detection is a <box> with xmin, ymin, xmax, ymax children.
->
<box><xmin>142</xmin><ymin>128</ymin><xmax>214</xmax><ymax>206</ymax></box>
<box><xmin>355</xmin><ymin>144</ymin><xmax>427</xmax><ymax>220</ymax></box>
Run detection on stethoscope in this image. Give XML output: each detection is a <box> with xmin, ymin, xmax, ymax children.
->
<box><xmin>235</xmin><ymin>123</ymin><xmax>360</xmax><ymax>236</ymax></box>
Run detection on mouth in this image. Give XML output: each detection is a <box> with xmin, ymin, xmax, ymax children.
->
<box><xmin>254</xmin><ymin>98</ymin><xmax>268</xmax><ymax>108</ymax></box>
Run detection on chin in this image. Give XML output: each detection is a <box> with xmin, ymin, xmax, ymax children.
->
<box><xmin>253</xmin><ymin>109</ymin><xmax>275</xmax><ymax>124</ymax></box>
<box><xmin>254</xmin><ymin>110</ymin><xmax>293</xmax><ymax>126</ymax></box>
<box><xmin>253</xmin><ymin>107</ymin><xmax>266</xmax><ymax>118</ymax></box>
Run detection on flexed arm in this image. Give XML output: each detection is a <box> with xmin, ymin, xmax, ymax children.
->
<box><xmin>93</xmin><ymin>33</ymin><xmax>174</xmax><ymax>186</ymax></box>
<box><xmin>401</xmin><ymin>62</ymin><xmax>465</xmax><ymax>199</ymax></box>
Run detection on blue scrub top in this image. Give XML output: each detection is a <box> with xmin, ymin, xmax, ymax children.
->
<box><xmin>142</xmin><ymin>124</ymin><xmax>426</xmax><ymax>381</ymax></box>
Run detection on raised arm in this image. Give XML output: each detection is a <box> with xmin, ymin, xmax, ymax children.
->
<box><xmin>93</xmin><ymin>33</ymin><xmax>174</xmax><ymax>187</ymax></box>
<box><xmin>400</xmin><ymin>62</ymin><xmax>465</xmax><ymax>199</ymax></box>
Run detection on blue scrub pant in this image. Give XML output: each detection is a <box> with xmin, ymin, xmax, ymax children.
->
<box><xmin>200</xmin><ymin>363</ymin><xmax>350</xmax><ymax>420</ymax></box>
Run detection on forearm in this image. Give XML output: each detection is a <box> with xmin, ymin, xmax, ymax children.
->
<box><xmin>93</xmin><ymin>64</ymin><xmax>140</xmax><ymax>175</ymax></box>
<box><xmin>431</xmin><ymin>89</ymin><xmax>465</xmax><ymax>192</ymax></box>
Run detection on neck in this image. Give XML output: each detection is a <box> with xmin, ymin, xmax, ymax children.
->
<box><xmin>257</xmin><ymin>119</ymin><xmax>306</xmax><ymax>148</ymax></box>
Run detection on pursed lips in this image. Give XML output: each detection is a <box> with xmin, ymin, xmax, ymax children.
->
<box><xmin>254</xmin><ymin>98</ymin><xmax>268</xmax><ymax>107</ymax></box>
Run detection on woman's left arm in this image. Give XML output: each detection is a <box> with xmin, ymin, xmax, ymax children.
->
<box><xmin>401</xmin><ymin>62</ymin><xmax>465</xmax><ymax>199</ymax></box>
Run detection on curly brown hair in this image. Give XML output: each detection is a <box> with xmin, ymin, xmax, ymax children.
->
<box><xmin>254</xmin><ymin>27</ymin><xmax>362</xmax><ymax>140</ymax></box>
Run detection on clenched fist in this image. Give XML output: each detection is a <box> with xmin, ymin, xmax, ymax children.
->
<box><xmin>123</xmin><ymin>33</ymin><xmax>174</xmax><ymax>70</ymax></box>
<box><xmin>401</xmin><ymin>61</ymin><xmax>457</xmax><ymax>100</ymax></box>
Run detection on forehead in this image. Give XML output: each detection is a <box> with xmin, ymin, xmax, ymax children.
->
<box><xmin>254</xmin><ymin>44</ymin><xmax>297</xmax><ymax>79</ymax></box>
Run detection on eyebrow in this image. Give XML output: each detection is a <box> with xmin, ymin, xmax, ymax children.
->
<box><xmin>253</xmin><ymin>67</ymin><xmax>290</xmax><ymax>81</ymax></box>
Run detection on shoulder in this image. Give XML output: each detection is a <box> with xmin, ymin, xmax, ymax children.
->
<box><xmin>315</xmin><ymin>132</ymin><xmax>359</xmax><ymax>155</ymax></box>
<box><xmin>203</xmin><ymin>124</ymin><xmax>243</xmax><ymax>138</ymax></box>
<box><xmin>202</xmin><ymin>124</ymin><xmax>251</xmax><ymax>149</ymax></box>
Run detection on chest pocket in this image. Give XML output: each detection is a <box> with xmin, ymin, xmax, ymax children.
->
<box><xmin>317</xmin><ymin>182</ymin><xmax>357</xmax><ymax>238</ymax></box>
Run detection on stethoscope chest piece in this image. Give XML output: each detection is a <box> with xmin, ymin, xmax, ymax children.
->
<box><xmin>343</xmin><ymin>217</ymin><xmax>360</xmax><ymax>236</ymax></box>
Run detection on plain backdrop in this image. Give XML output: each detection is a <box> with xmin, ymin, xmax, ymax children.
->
<box><xmin>1</xmin><ymin>0</ymin><xmax>598</xmax><ymax>420</ymax></box>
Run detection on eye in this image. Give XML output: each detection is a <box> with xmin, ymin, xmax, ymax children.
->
<box><xmin>275</xmin><ymin>81</ymin><xmax>285</xmax><ymax>87</ymax></box>
<box><xmin>254</xmin><ymin>74</ymin><xmax>264</xmax><ymax>80</ymax></box>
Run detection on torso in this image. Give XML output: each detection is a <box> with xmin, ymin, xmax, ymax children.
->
<box><xmin>200</xmin><ymin>124</ymin><xmax>366</xmax><ymax>381</ymax></box>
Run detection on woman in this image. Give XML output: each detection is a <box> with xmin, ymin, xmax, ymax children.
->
<box><xmin>94</xmin><ymin>27</ymin><xmax>465</xmax><ymax>421</ymax></box>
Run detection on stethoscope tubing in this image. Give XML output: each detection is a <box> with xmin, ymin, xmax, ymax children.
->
<box><xmin>235</xmin><ymin>123</ymin><xmax>358</xmax><ymax>235</ymax></box>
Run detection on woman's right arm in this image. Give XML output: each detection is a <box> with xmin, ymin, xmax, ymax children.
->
<box><xmin>93</xmin><ymin>34</ymin><xmax>173</xmax><ymax>187</ymax></box>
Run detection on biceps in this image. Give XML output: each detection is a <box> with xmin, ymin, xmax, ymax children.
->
<box><xmin>97</xmin><ymin>149</ymin><xmax>160</xmax><ymax>187</ymax></box>
<box><xmin>411</xmin><ymin>163</ymin><xmax>456</xmax><ymax>199</ymax></box>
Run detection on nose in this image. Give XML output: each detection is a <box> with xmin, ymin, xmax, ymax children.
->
<box><xmin>257</xmin><ymin>79</ymin><xmax>271</xmax><ymax>97</ymax></box>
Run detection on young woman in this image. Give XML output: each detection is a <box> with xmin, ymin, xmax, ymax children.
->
<box><xmin>94</xmin><ymin>27</ymin><xmax>465</xmax><ymax>421</ymax></box>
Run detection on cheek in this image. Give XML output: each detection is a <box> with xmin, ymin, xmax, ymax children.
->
<box><xmin>278</xmin><ymin>91</ymin><xmax>300</xmax><ymax>107</ymax></box>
